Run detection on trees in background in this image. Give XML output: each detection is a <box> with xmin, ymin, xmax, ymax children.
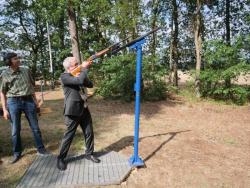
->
<box><xmin>0</xmin><ymin>0</ymin><xmax>249</xmax><ymax>103</ymax></box>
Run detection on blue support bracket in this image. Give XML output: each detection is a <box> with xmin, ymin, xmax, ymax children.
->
<box><xmin>128</xmin><ymin>38</ymin><xmax>146</xmax><ymax>167</ymax></box>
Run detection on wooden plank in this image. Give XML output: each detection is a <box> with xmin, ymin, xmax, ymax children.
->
<box><xmin>118</xmin><ymin>154</ymin><xmax>130</xmax><ymax>183</ymax></box>
<box><xmin>66</xmin><ymin>160</ymin><xmax>74</xmax><ymax>185</ymax></box>
<box><xmin>99</xmin><ymin>156</ymin><xmax>106</xmax><ymax>184</ymax></box>
<box><xmin>55</xmin><ymin>169</ymin><xmax>65</xmax><ymax>186</ymax></box>
<box><xmin>78</xmin><ymin>157</ymin><xmax>84</xmax><ymax>184</ymax></box>
<box><xmin>108</xmin><ymin>152</ymin><xmax>117</xmax><ymax>182</ymax></box>
<box><xmin>17</xmin><ymin>152</ymin><xmax>132</xmax><ymax>187</ymax></box>
<box><xmin>49</xmin><ymin>158</ymin><xmax>61</xmax><ymax>186</ymax></box>
<box><xmin>76</xmin><ymin>156</ymin><xmax>82</xmax><ymax>184</ymax></box>
<box><xmin>105</xmin><ymin>152</ymin><xmax>110</xmax><ymax>183</ymax></box>
<box><xmin>115</xmin><ymin>152</ymin><xmax>123</xmax><ymax>182</ymax></box>
<box><xmin>17</xmin><ymin>156</ymin><xmax>40</xmax><ymax>188</ymax></box>
<box><xmin>40</xmin><ymin>155</ymin><xmax>56</xmax><ymax>187</ymax></box>
<box><xmin>83</xmin><ymin>157</ymin><xmax>89</xmax><ymax>184</ymax></box>
<box><xmin>35</xmin><ymin>155</ymin><xmax>54</xmax><ymax>187</ymax></box>
<box><xmin>26</xmin><ymin>155</ymin><xmax>47</xmax><ymax>187</ymax></box>
<box><xmin>71</xmin><ymin>157</ymin><xmax>80</xmax><ymax>184</ymax></box>
<box><xmin>88</xmin><ymin>158</ymin><xmax>94</xmax><ymax>184</ymax></box>
<box><xmin>43</xmin><ymin>156</ymin><xmax>59</xmax><ymax>186</ymax></box>
<box><xmin>60</xmin><ymin>163</ymin><xmax>69</xmax><ymax>185</ymax></box>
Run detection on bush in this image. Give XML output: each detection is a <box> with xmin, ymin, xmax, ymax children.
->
<box><xmin>200</xmin><ymin>39</ymin><xmax>250</xmax><ymax>105</ymax></box>
<box><xmin>94</xmin><ymin>54</ymin><xmax>167</xmax><ymax>102</ymax></box>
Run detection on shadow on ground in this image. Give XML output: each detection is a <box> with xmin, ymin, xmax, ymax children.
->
<box><xmin>103</xmin><ymin>130</ymin><xmax>191</xmax><ymax>162</ymax></box>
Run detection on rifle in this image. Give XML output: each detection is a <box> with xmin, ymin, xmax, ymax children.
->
<box><xmin>70</xmin><ymin>27</ymin><xmax>161</xmax><ymax>77</ymax></box>
<box><xmin>70</xmin><ymin>36</ymin><xmax>131</xmax><ymax>76</ymax></box>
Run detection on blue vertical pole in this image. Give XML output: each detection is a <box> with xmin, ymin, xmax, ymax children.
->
<box><xmin>129</xmin><ymin>38</ymin><xmax>145</xmax><ymax>167</ymax></box>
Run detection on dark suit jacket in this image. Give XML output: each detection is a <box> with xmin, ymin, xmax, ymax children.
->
<box><xmin>60</xmin><ymin>70</ymin><xmax>93</xmax><ymax>116</ymax></box>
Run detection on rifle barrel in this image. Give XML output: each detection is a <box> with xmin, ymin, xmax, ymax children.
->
<box><xmin>112</xmin><ymin>27</ymin><xmax>161</xmax><ymax>53</ymax></box>
<box><xmin>88</xmin><ymin>35</ymin><xmax>132</xmax><ymax>61</ymax></box>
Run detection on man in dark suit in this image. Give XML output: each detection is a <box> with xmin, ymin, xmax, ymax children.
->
<box><xmin>57</xmin><ymin>57</ymin><xmax>100</xmax><ymax>171</ymax></box>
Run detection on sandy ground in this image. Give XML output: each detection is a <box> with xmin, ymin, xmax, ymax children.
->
<box><xmin>89</xmin><ymin>97</ymin><xmax>250</xmax><ymax>188</ymax></box>
<box><xmin>0</xmin><ymin>77</ymin><xmax>250</xmax><ymax>187</ymax></box>
<box><xmin>43</xmin><ymin>88</ymin><xmax>250</xmax><ymax>187</ymax></box>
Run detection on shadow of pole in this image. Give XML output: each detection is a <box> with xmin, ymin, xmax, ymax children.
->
<box><xmin>62</xmin><ymin>130</ymin><xmax>191</xmax><ymax>164</ymax></box>
<box><xmin>144</xmin><ymin>130</ymin><xmax>190</xmax><ymax>162</ymax></box>
<box><xmin>103</xmin><ymin>130</ymin><xmax>191</xmax><ymax>162</ymax></box>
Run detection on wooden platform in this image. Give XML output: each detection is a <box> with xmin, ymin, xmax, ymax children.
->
<box><xmin>16</xmin><ymin>151</ymin><xmax>132</xmax><ymax>188</ymax></box>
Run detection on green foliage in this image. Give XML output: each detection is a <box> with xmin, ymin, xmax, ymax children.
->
<box><xmin>200</xmin><ymin>40</ymin><xmax>250</xmax><ymax>105</ymax></box>
<box><xmin>141</xmin><ymin>55</ymin><xmax>168</xmax><ymax>101</ymax></box>
<box><xmin>95</xmin><ymin>54</ymin><xmax>135</xmax><ymax>101</ymax></box>
<box><xmin>95</xmin><ymin>54</ymin><xmax>167</xmax><ymax>102</ymax></box>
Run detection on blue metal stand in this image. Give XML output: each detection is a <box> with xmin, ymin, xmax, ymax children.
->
<box><xmin>128</xmin><ymin>38</ymin><xmax>145</xmax><ymax>167</ymax></box>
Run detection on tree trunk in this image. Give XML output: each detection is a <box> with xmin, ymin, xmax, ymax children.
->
<box><xmin>131</xmin><ymin>0</ymin><xmax>138</xmax><ymax>38</ymax></box>
<box><xmin>31</xmin><ymin>51</ymin><xmax>38</xmax><ymax>79</ymax></box>
<box><xmin>151</xmin><ymin>0</ymin><xmax>160</xmax><ymax>58</ymax></box>
<box><xmin>225</xmin><ymin>0</ymin><xmax>231</xmax><ymax>45</ymax></box>
<box><xmin>169</xmin><ymin>18</ymin><xmax>173</xmax><ymax>84</ymax></box>
<box><xmin>172</xmin><ymin>0</ymin><xmax>179</xmax><ymax>87</ymax></box>
<box><xmin>194</xmin><ymin>0</ymin><xmax>202</xmax><ymax>97</ymax></box>
<box><xmin>58</xmin><ymin>9</ymin><xmax>65</xmax><ymax>50</ymax></box>
<box><xmin>67</xmin><ymin>0</ymin><xmax>81</xmax><ymax>63</ymax></box>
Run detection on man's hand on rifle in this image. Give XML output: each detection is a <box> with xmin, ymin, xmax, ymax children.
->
<box><xmin>81</xmin><ymin>60</ymin><xmax>92</xmax><ymax>69</ymax></box>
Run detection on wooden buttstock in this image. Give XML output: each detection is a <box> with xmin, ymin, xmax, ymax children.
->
<box><xmin>70</xmin><ymin>65</ymin><xmax>82</xmax><ymax>77</ymax></box>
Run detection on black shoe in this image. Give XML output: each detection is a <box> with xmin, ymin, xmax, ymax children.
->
<box><xmin>9</xmin><ymin>155</ymin><xmax>21</xmax><ymax>164</ymax></box>
<box><xmin>57</xmin><ymin>158</ymin><xmax>67</xmax><ymax>171</ymax></box>
<box><xmin>85</xmin><ymin>155</ymin><xmax>100</xmax><ymax>163</ymax></box>
<box><xmin>37</xmin><ymin>148</ymin><xmax>50</xmax><ymax>156</ymax></box>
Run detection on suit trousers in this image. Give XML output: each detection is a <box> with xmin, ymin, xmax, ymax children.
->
<box><xmin>58</xmin><ymin>108</ymin><xmax>94</xmax><ymax>159</ymax></box>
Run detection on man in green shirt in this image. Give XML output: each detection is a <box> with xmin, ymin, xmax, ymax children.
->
<box><xmin>0</xmin><ymin>52</ymin><xmax>49</xmax><ymax>164</ymax></box>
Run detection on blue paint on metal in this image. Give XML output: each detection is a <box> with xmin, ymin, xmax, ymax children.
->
<box><xmin>128</xmin><ymin>38</ymin><xmax>145</xmax><ymax>167</ymax></box>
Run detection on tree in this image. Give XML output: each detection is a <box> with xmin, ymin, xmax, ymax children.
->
<box><xmin>67</xmin><ymin>0</ymin><xmax>81</xmax><ymax>63</ymax></box>
<box><xmin>193</xmin><ymin>0</ymin><xmax>203</xmax><ymax>97</ymax></box>
<box><xmin>169</xmin><ymin>0</ymin><xmax>179</xmax><ymax>87</ymax></box>
<box><xmin>225</xmin><ymin>0</ymin><xmax>231</xmax><ymax>45</ymax></box>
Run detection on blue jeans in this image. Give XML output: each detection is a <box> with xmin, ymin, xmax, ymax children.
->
<box><xmin>7</xmin><ymin>97</ymin><xmax>45</xmax><ymax>157</ymax></box>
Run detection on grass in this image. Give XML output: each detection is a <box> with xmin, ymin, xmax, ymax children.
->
<box><xmin>223</xmin><ymin>138</ymin><xmax>238</xmax><ymax>146</ymax></box>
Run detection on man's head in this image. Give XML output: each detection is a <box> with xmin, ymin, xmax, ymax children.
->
<box><xmin>4</xmin><ymin>52</ymin><xmax>20</xmax><ymax>68</ymax></box>
<box><xmin>63</xmin><ymin>57</ymin><xmax>79</xmax><ymax>72</ymax></box>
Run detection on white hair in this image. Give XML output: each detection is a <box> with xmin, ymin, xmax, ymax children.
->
<box><xmin>63</xmin><ymin>57</ymin><xmax>75</xmax><ymax>70</ymax></box>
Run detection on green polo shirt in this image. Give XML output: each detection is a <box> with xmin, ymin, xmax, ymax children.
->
<box><xmin>0</xmin><ymin>67</ymin><xmax>35</xmax><ymax>97</ymax></box>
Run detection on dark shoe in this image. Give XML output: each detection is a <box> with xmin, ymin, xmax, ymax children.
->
<box><xmin>37</xmin><ymin>148</ymin><xmax>50</xmax><ymax>156</ymax></box>
<box><xmin>57</xmin><ymin>158</ymin><xmax>67</xmax><ymax>171</ymax></box>
<box><xmin>85</xmin><ymin>155</ymin><xmax>100</xmax><ymax>163</ymax></box>
<box><xmin>9</xmin><ymin>155</ymin><xmax>21</xmax><ymax>164</ymax></box>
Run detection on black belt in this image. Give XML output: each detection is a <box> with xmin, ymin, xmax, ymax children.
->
<box><xmin>9</xmin><ymin>95</ymin><xmax>33</xmax><ymax>100</ymax></box>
